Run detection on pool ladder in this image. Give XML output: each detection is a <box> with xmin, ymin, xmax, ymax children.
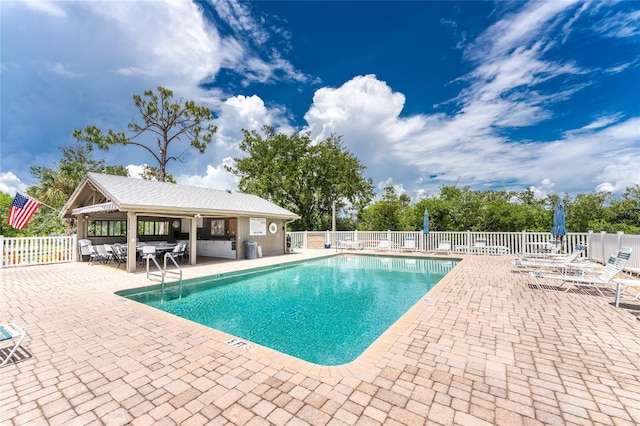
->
<box><xmin>145</xmin><ymin>253</ymin><xmax>183</xmax><ymax>301</ymax></box>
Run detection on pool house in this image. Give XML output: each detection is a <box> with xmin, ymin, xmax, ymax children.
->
<box><xmin>59</xmin><ymin>172</ymin><xmax>300</xmax><ymax>272</ymax></box>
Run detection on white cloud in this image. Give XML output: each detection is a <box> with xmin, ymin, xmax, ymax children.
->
<box><xmin>528</xmin><ymin>178</ymin><xmax>556</xmax><ymax>199</ymax></box>
<box><xmin>23</xmin><ymin>0</ymin><xmax>67</xmax><ymax>18</ymax></box>
<box><xmin>51</xmin><ymin>63</ymin><xmax>78</xmax><ymax>78</ymax></box>
<box><xmin>594</xmin><ymin>10</ymin><xmax>640</xmax><ymax>38</ymax></box>
<box><xmin>579</xmin><ymin>114</ymin><xmax>623</xmax><ymax>131</ymax></box>
<box><xmin>81</xmin><ymin>1</ymin><xmax>227</xmax><ymax>87</ymax></box>
<box><xmin>125</xmin><ymin>165</ymin><xmax>145</xmax><ymax>179</ymax></box>
<box><xmin>177</xmin><ymin>159</ymin><xmax>239</xmax><ymax>191</ymax></box>
<box><xmin>0</xmin><ymin>172</ymin><xmax>27</xmax><ymax>196</ymax></box>
<box><xmin>467</xmin><ymin>1</ymin><xmax>580</xmax><ymax>62</ymax></box>
<box><xmin>213</xmin><ymin>94</ymin><xmax>291</xmax><ymax>150</ymax></box>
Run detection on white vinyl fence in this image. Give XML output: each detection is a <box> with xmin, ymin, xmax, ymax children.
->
<box><xmin>288</xmin><ymin>230</ymin><xmax>640</xmax><ymax>274</ymax></box>
<box><xmin>1</xmin><ymin>235</ymin><xmax>77</xmax><ymax>268</ymax></box>
<box><xmin>2</xmin><ymin>231</ymin><xmax>639</xmax><ymax>274</ymax></box>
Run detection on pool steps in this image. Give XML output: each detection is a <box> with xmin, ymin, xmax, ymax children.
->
<box><xmin>144</xmin><ymin>252</ymin><xmax>184</xmax><ymax>301</ymax></box>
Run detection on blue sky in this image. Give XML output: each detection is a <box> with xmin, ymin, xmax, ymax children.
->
<box><xmin>1</xmin><ymin>0</ymin><xmax>638</xmax><ymax>201</ymax></box>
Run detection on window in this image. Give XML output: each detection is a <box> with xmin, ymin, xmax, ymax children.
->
<box><xmin>88</xmin><ymin>220</ymin><xmax>127</xmax><ymax>237</ymax></box>
<box><xmin>137</xmin><ymin>220</ymin><xmax>169</xmax><ymax>236</ymax></box>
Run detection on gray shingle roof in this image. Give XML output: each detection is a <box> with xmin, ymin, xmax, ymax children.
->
<box><xmin>63</xmin><ymin>173</ymin><xmax>299</xmax><ymax>219</ymax></box>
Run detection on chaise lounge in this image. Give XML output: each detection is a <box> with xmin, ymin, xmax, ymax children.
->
<box><xmin>0</xmin><ymin>323</ymin><xmax>26</xmax><ymax>367</ymax></box>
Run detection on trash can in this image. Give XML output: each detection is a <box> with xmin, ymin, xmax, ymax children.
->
<box><xmin>244</xmin><ymin>241</ymin><xmax>258</xmax><ymax>259</ymax></box>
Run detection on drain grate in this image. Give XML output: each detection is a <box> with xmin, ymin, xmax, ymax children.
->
<box><xmin>225</xmin><ymin>338</ymin><xmax>255</xmax><ymax>351</ymax></box>
<box><xmin>422</xmin><ymin>298</ymin><xmax>433</xmax><ymax>304</ymax></box>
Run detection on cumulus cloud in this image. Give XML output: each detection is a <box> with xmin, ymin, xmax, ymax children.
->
<box><xmin>0</xmin><ymin>172</ymin><xmax>27</xmax><ymax>196</ymax></box>
<box><xmin>297</xmin><ymin>2</ymin><xmax>639</xmax><ymax>200</ymax></box>
<box><xmin>213</xmin><ymin>94</ymin><xmax>291</xmax><ymax>150</ymax></box>
<box><xmin>528</xmin><ymin>179</ymin><xmax>556</xmax><ymax>199</ymax></box>
<box><xmin>176</xmin><ymin>158</ymin><xmax>239</xmax><ymax>191</ymax></box>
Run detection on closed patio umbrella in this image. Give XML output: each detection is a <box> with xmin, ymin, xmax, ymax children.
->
<box><xmin>423</xmin><ymin>210</ymin><xmax>429</xmax><ymax>234</ymax></box>
<box><xmin>551</xmin><ymin>200</ymin><xmax>567</xmax><ymax>252</ymax></box>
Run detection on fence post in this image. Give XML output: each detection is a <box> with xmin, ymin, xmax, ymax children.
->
<box><xmin>72</xmin><ymin>234</ymin><xmax>78</xmax><ymax>262</ymax></box>
<box><xmin>601</xmin><ymin>231</ymin><xmax>607</xmax><ymax>261</ymax></box>
<box><xmin>617</xmin><ymin>231</ymin><xmax>624</xmax><ymax>250</ymax></box>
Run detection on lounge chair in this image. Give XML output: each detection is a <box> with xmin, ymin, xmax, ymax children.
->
<box><xmin>402</xmin><ymin>237</ymin><xmax>416</xmax><ymax>252</ymax></box>
<box><xmin>0</xmin><ymin>323</ymin><xmax>26</xmax><ymax>367</ymax></box>
<box><xmin>471</xmin><ymin>238</ymin><xmax>487</xmax><ymax>254</ymax></box>
<box><xmin>434</xmin><ymin>240</ymin><xmax>451</xmax><ymax>255</ymax></box>
<box><xmin>529</xmin><ymin>247</ymin><xmax>632</xmax><ymax>296</ymax></box>
<box><xmin>376</xmin><ymin>238</ymin><xmax>390</xmax><ymax>251</ymax></box>
<box><xmin>513</xmin><ymin>244</ymin><xmax>587</xmax><ymax>272</ymax></box>
<box><xmin>612</xmin><ymin>277</ymin><xmax>640</xmax><ymax>307</ymax></box>
<box><xmin>337</xmin><ymin>239</ymin><xmax>362</xmax><ymax>250</ymax></box>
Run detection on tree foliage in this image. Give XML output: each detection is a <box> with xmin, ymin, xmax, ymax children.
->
<box><xmin>357</xmin><ymin>185</ymin><xmax>640</xmax><ymax>234</ymax></box>
<box><xmin>25</xmin><ymin>143</ymin><xmax>128</xmax><ymax>235</ymax></box>
<box><xmin>72</xmin><ymin>86</ymin><xmax>216</xmax><ymax>182</ymax></box>
<box><xmin>227</xmin><ymin>126</ymin><xmax>375</xmax><ymax>231</ymax></box>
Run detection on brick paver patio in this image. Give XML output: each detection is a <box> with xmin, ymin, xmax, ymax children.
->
<box><xmin>2</xmin><ymin>251</ymin><xmax>639</xmax><ymax>425</ymax></box>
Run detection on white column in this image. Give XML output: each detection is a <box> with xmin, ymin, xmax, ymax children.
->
<box><xmin>126</xmin><ymin>211</ymin><xmax>137</xmax><ymax>273</ymax></box>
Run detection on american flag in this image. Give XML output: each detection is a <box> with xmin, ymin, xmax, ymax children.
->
<box><xmin>7</xmin><ymin>193</ymin><xmax>41</xmax><ymax>230</ymax></box>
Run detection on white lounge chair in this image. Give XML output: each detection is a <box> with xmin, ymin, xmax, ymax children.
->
<box><xmin>612</xmin><ymin>278</ymin><xmax>640</xmax><ymax>307</ymax></box>
<box><xmin>434</xmin><ymin>240</ymin><xmax>451</xmax><ymax>255</ymax></box>
<box><xmin>0</xmin><ymin>323</ymin><xmax>26</xmax><ymax>367</ymax></box>
<box><xmin>472</xmin><ymin>238</ymin><xmax>487</xmax><ymax>254</ymax></box>
<box><xmin>376</xmin><ymin>238</ymin><xmax>390</xmax><ymax>251</ymax></box>
<box><xmin>402</xmin><ymin>237</ymin><xmax>416</xmax><ymax>252</ymax></box>
<box><xmin>529</xmin><ymin>247</ymin><xmax>632</xmax><ymax>296</ymax></box>
<box><xmin>513</xmin><ymin>244</ymin><xmax>587</xmax><ymax>272</ymax></box>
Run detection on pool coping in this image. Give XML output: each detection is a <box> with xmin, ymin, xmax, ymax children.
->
<box><xmin>115</xmin><ymin>251</ymin><xmax>467</xmax><ymax>379</ymax></box>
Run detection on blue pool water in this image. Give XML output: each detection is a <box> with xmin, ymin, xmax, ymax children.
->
<box><xmin>118</xmin><ymin>254</ymin><xmax>457</xmax><ymax>365</ymax></box>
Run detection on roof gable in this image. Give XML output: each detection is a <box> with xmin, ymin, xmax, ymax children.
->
<box><xmin>61</xmin><ymin>173</ymin><xmax>299</xmax><ymax>219</ymax></box>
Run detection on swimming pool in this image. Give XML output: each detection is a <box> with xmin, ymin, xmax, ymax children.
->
<box><xmin>118</xmin><ymin>254</ymin><xmax>457</xmax><ymax>365</ymax></box>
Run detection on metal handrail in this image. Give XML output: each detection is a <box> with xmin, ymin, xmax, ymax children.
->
<box><xmin>161</xmin><ymin>252</ymin><xmax>183</xmax><ymax>301</ymax></box>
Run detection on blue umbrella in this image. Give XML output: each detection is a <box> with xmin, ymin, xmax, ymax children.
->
<box><xmin>551</xmin><ymin>200</ymin><xmax>567</xmax><ymax>237</ymax></box>
<box><xmin>423</xmin><ymin>209</ymin><xmax>429</xmax><ymax>235</ymax></box>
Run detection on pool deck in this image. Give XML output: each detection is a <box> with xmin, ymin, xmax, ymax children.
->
<box><xmin>2</xmin><ymin>250</ymin><xmax>640</xmax><ymax>425</ymax></box>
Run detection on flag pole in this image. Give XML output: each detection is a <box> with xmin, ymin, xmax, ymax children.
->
<box><xmin>17</xmin><ymin>193</ymin><xmax>61</xmax><ymax>214</ymax></box>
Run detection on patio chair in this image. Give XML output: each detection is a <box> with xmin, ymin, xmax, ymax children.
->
<box><xmin>376</xmin><ymin>238</ymin><xmax>390</xmax><ymax>251</ymax></box>
<box><xmin>104</xmin><ymin>244</ymin><xmax>115</xmax><ymax>263</ymax></box>
<box><xmin>88</xmin><ymin>245</ymin><xmax>106</xmax><ymax>265</ymax></box>
<box><xmin>78</xmin><ymin>239</ymin><xmax>92</xmax><ymax>261</ymax></box>
<box><xmin>112</xmin><ymin>244</ymin><xmax>127</xmax><ymax>269</ymax></box>
<box><xmin>0</xmin><ymin>323</ymin><xmax>26</xmax><ymax>367</ymax></box>
<box><xmin>513</xmin><ymin>244</ymin><xmax>587</xmax><ymax>272</ymax></box>
<box><xmin>96</xmin><ymin>244</ymin><xmax>111</xmax><ymax>263</ymax></box>
<box><xmin>140</xmin><ymin>245</ymin><xmax>157</xmax><ymax>266</ymax></box>
<box><xmin>529</xmin><ymin>247</ymin><xmax>632</xmax><ymax>296</ymax></box>
<box><xmin>166</xmin><ymin>243</ymin><xmax>184</xmax><ymax>264</ymax></box>
<box><xmin>434</xmin><ymin>240</ymin><xmax>451</xmax><ymax>255</ymax></box>
<box><xmin>402</xmin><ymin>237</ymin><xmax>416</xmax><ymax>252</ymax></box>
